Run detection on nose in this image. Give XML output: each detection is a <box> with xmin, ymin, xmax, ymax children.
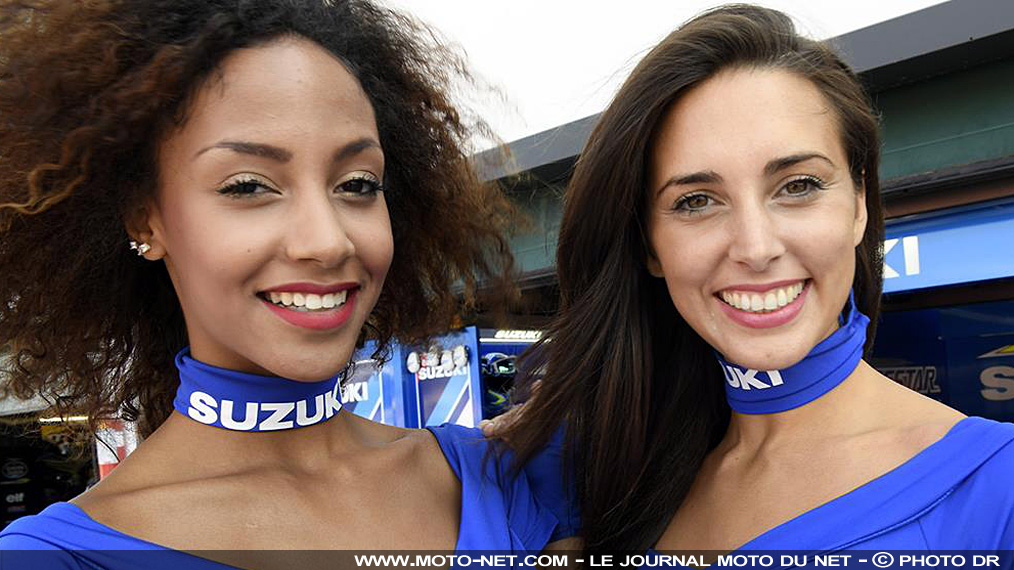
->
<box><xmin>726</xmin><ymin>200</ymin><xmax>786</xmax><ymax>272</ymax></box>
<box><xmin>284</xmin><ymin>190</ymin><xmax>355</xmax><ymax>267</ymax></box>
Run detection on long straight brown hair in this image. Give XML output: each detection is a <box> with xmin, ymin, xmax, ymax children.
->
<box><xmin>503</xmin><ymin>4</ymin><xmax>885</xmax><ymax>551</ymax></box>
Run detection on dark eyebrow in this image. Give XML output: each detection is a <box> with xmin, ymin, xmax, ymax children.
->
<box><xmin>333</xmin><ymin>138</ymin><xmax>382</xmax><ymax>164</ymax></box>
<box><xmin>655</xmin><ymin>170</ymin><xmax>722</xmax><ymax>197</ymax></box>
<box><xmin>195</xmin><ymin>141</ymin><xmax>292</xmax><ymax>162</ymax></box>
<box><xmin>764</xmin><ymin>152</ymin><xmax>834</xmax><ymax>176</ymax></box>
<box><xmin>654</xmin><ymin>153</ymin><xmax>835</xmax><ymax>197</ymax></box>
<box><xmin>194</xmin><ymin>137</ymin><xmax>382</xmax><ymax>164</ymax></box>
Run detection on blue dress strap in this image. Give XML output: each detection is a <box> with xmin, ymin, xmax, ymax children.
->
<box><xmin>426</xmin><ymin>424</ymin><xmax>563</xmax><ymax>550</ymax></box>
<box><xmin>519</xmin><ymin>425</ymin><xmax>580</xmax><ymax>541</ymax></box>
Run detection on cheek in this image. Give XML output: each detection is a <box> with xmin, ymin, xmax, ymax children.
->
<box><xmin>159</xmin><ymin>199</ymin><xmax>270</xmax><ymax>305</ymax></box>
<box><xmin>347</xmin><ymin>205</ymin><xmax>394</xmax><ymax>281</ymax></box>
<box><xmin>651</xmin><ymin>224</ymin><xmax>722</xmax><ymax>292</ymax></box>
<box><xmin>789</xmin><ymin>203</ymin><xmax>858</xmax><ymax>275</ymax></box>
<box><xmin>650</xmin><ymin>223</ymin><xmax>727</xmax><ymax>330</ymax></box>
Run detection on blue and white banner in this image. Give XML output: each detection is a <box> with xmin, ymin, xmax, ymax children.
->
<box><xmin>883</xmin><ymin>197</ymin><xmax>1014</xmax><ymax>293</ymax></box>
<box><xmin>409</xmin><ymin>327</ymin><xmax>482</xmax><ymax>428</ymax></box>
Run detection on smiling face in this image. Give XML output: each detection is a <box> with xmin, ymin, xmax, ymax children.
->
<box><xmin>646</xmin><ymin>67</ymin><xmax>867</xmax><ymax>371</ymax></box>
<box><xmin>134</xmin><ymin>36</ymin><xmax>393</xmax><ymax>380</ymax></box>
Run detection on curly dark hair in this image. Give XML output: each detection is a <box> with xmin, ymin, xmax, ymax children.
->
<box><xmin>0</xmin><ymin>0</ymin><xmax>516</xmax><ymax>437</ymax></box>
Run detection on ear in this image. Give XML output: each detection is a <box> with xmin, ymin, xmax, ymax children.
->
<box><xmin>645</xmin><ymin>250</ymin><xmax>664</xmax><ymax>278</ymax></box>
<box><xmin>123</xmin><ymin>201</ymin><xmax>167</xmax><ymax>261</ymax></box>
<box><xmin>852</xmin><ymin>181</ymin><xmax>868</xmax><ymax>247</ymax></box>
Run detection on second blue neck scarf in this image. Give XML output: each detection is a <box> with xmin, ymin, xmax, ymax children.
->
<box><xmin>717</xmin><ymin>291</ymin><xmax>869</xmax><ymax>414</ymax></box>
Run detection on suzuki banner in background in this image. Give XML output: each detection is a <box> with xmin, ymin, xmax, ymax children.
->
<box><xmin>883</xmin><ymin>197</ymin><xmax>1014</xmax><ymax>293</ymax></box>
<box><xmin>341</xmin><ymin>356</ymin><xmax>405</xmax><ymax>428</ymax></box>
<box><xmin>349</xmin><ymin>327</ymin><xmax>484</xmax><ymax>429</ymax></box>
<box><xmin>405</xmin><ymin>327</ymin><xmax>482</xmax><ymax>428</ymax></box>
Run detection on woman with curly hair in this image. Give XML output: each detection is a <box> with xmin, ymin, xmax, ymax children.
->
<box><xmin>0</xmin><ymin>0</ymin><xmax>576</xmax><ymax>563</ymax></box>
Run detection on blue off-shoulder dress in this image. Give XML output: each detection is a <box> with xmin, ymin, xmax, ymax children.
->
<box><xmin>0</xmin><ymin>424</ymin><xmax>579</xmax><ymax>569</ymax></box>
<box><xmin>645</xmin><ymin>416</ymin><xmax>1014</xmax><ymax>560</ymax></box>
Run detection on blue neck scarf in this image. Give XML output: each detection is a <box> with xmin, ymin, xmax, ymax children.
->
<box><xmin>173</xmin><ymin>348</ymin><xmax>343</xmax><ymax>432</ymax></box>
<box><xmin>717</xmin><ymin>291</ymin><xmax>869</xmax><ymax>414</ymax></box>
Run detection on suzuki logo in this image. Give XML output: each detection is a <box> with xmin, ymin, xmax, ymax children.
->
<box><xmin>723</xmin><ymin>365</ymin><xmax>784</xmax><ymax>390</ymax></box>
<box><xmin>341</xmin><ymin>381</ymin><xmax>369</xmax><ymax>403</ymax></box>
<box><xmin>883</xmin><ymin>236</ymin><xmax>920</xmax><ymax>279</ymax></box>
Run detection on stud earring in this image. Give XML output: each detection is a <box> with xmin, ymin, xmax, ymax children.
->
<box><xmin>129</xmin><ymin>241</ymin><xmax>151</xmax><ymax>256</ymax></box>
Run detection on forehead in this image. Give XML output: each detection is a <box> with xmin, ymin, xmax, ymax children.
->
<box><xmin>165</xmin><ymin>35</ymin><xmax>378</xmax><ymax>151</ymax></box>
<box><xmin>651</xmin><ymin>67</ymin><xmax>845</xmax><ymax>177</ymax></box>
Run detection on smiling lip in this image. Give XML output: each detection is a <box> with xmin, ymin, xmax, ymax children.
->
<box><xmin>720</xmin><ymin>279</ymin><xmax>805</xmax><ymax>293</ymax></box>
<box><xmin>262</xmin><ymin>282</ymin><xmax>358</xmax><ymax>295</ymax></box>
<box><xmin>717</xmin><ymin>279</ymin><xmax>810</xmax><ymax>329</ymax></box>
<box><xmin>260</xmin><ymin>287</ymin><xmax>359</xmax><ymax>331</ymax></box>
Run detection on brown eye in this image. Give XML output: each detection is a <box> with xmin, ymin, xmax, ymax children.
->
<box><xmin>674</xmin><ymin>193</ymin><xmax>712</xmax><ymax>213</ymax></box>
<box><xmin>784</xmin><ymin>179</ymin><xmax>811</xmax><ymax>195</ymax></box>
<box><xmin>336</xmin><ymin>172</ymin><xmax>384</xmax><ymax>196</ymax></box>
<box><xmin>686</xmin><ymin>195</ymin><xmax>709</xmax><ymax>208</ymax></box>
<box><xmin>780</xmin><ymin>176</ymin><xmax>826</xmax><ymax>198</ymax></box>
<box><xmin>217</xmin><ymin>176</ymin><xmax>276</xmax><ymax>198</ymax></box>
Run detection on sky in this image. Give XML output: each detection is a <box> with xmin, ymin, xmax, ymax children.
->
<box><xmin>379</xmin><ymin>0</ymin><xmax>949</xmax><ymax>149</ymax></box>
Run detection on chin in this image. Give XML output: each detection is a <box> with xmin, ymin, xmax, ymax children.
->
<box><xmin>717</xmin><ymin>344</ymin><xmax>810</xmax><ymax>371</ymax></box>
<box><xmin>259</xmin><ymin>351</ymin><xmax>352</xmax><ymax>381</ymax></box>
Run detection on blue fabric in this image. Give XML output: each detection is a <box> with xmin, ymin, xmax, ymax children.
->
<box><xmin>0</xmin><ymin>425</ymin><xmax>575</xmax><ymax>567</ymax></box>
<box><xmin>648</xmin><ymin>416</ymin><xmax>1014</xmax><ymax>555</ymax></box>
<box><xmin>172</xmin><ymin>347</ymin><xmax>343</xmax><ymax>432</ymax></box>
<box><xmin>425</xmin><ymin>424</ymin><xmax>577</xmax><ymax>547</ymax></box>
<box><xmin>718</xmin><ymin>292</ymin><xmax>870</xmax><ymax>414</ymax></box>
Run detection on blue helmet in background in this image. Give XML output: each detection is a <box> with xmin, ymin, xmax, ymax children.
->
<box><xmin>481</xmin><ymin>352</ymin><xmax>516</xmax><ymax>377</ymax></box>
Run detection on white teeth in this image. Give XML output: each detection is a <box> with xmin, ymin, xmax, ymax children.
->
<box><xmin>764</xmin><ymin>292</ymin><xmax>777</xmax><ymax>310</ymax></box>
<box><xmin>719</xmin><ymin>281</ymin><xmax>806</xmax><ymax>313</ymax></box>
<box><xmin>265</xmin><ymin>289</ymin><xmax>350</xmax><ymax>311</ymax></box>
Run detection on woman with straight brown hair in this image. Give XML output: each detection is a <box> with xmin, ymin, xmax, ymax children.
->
<box><xmin>500</xmin><ymin>4</ymin><xmax>1014</xmax><ymax>553</ymax></box>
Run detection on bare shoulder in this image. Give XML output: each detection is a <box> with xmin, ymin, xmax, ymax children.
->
<box><xmin>879</xmin><ymin>404</ymin><xmax>965</xmax><ymax>454</ymax></box>
<box><xmin>343</xmin><ymin>413</ymin><xmax>448</xmax><ymax>467</ymax></box>
<box><xmin>70</xmin><ymin>436</ymin><xmax>181</xmax><ymax>529</ymax></box>
<box><xmin>69</xmin><ymin>460</ymin><xmax>235</xmax><ymax>547</ymax></box>
<box><xmin>866</xmin><ymin>363</ymin><xmax>967</xmax><ymax>449</ymax></box>
<box><xmin>344</xmin><ymin>415</ymin><xmax>459</xmax><ymax>492</ymax></box>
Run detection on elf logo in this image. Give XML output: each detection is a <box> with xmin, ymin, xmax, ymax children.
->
<box><xmin>722</xmin><ymin>365</ymin><xmax>784</xmax><ymax>390</ymax></box>
<box><xmin>187</xmin><ymin>385</ymin><xmax>342</xmax><ymax>431</ymax></box>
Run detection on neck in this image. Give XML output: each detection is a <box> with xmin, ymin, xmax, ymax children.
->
<box><xmin>722</xmin><ymin>360</ymin><xmax>886</xmax><ymax>449</ymax></box>
<box><xmin>151</xmin><ymin>407</ymin><xmax>372</xmax><ymax>474</ymax></box>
